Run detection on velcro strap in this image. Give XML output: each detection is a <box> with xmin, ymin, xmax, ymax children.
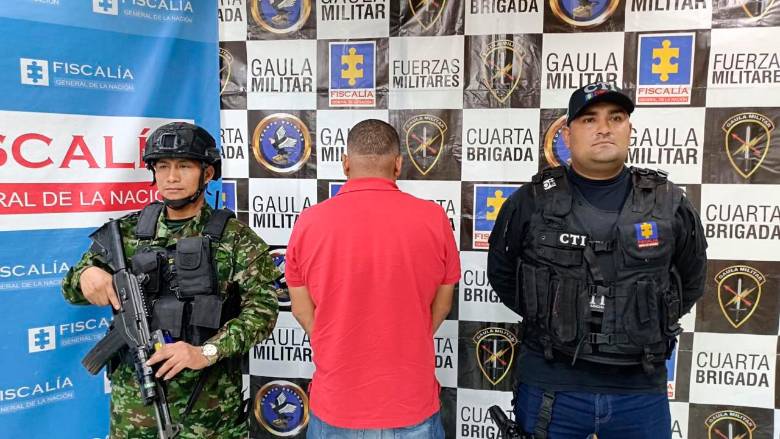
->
<box><xmin>521</xmin><ymin>263</ymin><xmax>538</xmax><ymax>322</ymax></box>
<box><xmin>588</xmin><ymin>240</ymin><xmax>614</xmax><ymax>253</ymax></box>
<box><xmin>636</xmin><ymin>281</ymin><xmax>651</xmax><ymax>324</ymax></box>
<box><xmin>533</xmin><ymin>391</ymin><xmax>556</xmax><ymax>439</ymax></box>
<box><xmin>587</xmin><ymin>333</ymin><xmax>629</xmax><ymax>345</ymax></box>
<box><xmin>587</xmin><ymin>284</ymin><xmax>614</xmax><ymax>298</ymax></box>
<box><xmin>535</xmin><ymin>267</ymin><xmax>550</xmax><ymax>326</ymax></box>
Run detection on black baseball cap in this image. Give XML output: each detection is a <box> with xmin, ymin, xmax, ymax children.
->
<box><xmin>566</xmin><ymin>82</ymin><xmax>634</xmax><ymax>125</ymax></box>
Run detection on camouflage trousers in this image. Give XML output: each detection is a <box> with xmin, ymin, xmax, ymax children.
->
<box><xmin>109</xmin><ymin>362</ymin><xmax>247</xmax><ymax>439</ymax></box>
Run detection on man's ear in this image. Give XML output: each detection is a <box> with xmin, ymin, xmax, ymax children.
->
<box><xmin>341</xmin><ymin>154</ymin><xmax>349</xmax><ymax>178</ymax></box>
<box><xmin>394</xmin><ymin>155</ymin><xmax>403</xmax><ymax>178</ymax></box>
<box><xmin>562</xmin><ymin>125</ymin><xmax>570</xmax><ymax>147</ymax></box>
<box><xmin>204</xmin><ymin>164</ymin><xmax>215</xmax><ymax>183</ymax></box>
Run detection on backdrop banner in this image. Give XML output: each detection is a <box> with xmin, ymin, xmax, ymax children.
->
<box><xmin>217</xmin><ymin>1</ymin><xmax>780</xmax><ymax>438</ymax></box>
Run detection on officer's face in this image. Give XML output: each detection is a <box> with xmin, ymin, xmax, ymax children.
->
<box><xmin>153</xmin><ymin>158</ymin><xmax>213</xmax><ymax>200</ymax></box>
<box><xmin>563</xmin><ymin>101</ymin><xmax>631</xmax><ymax>177</ymax></box>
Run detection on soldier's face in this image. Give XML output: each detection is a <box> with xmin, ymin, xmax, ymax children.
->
<box><xmin>153</xmin><ymin>158</ymin><xmax>213</xmax><ymax>200</ymax></box>
<box><xmin>563</xmin><ymin>101</ymin><xmax>631</xmax><ymax>177</ymax></box>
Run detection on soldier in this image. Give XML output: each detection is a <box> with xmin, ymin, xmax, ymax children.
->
<box><xmin>62</xmin><ymin>122</ymin><xmax>280</xmax><ymax>438</ymax></box>
<box><xmin>488</xmin><ymin>83</ymin><xmax>708</xmax><ymax>438</ymax></box>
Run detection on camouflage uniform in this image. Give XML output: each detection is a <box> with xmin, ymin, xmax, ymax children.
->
<box><xmin>62</xmin><ymin>203</ymin><xmax>280</xmax><ymax>438</ymax></box>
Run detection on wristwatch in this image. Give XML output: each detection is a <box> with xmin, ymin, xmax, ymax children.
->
<box><xmin>201</xmin><ymin>343</ymin><xmax>219</xmax><ymax>367</ymax></box>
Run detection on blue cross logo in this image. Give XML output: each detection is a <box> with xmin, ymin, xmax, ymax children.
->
<box><xmin>33</xmin><ymin>328</ymin><xmax>51</xmax><ymax>350</ymax></box>
<box><xmin>26</xmin><ymin>61</ymin><xmax>44</xmax><ymax>83</ymax></box>
<box><xmin>98</xmin><ymin>0</ymin><xmax>113</xmax><ymax>11</ymax></box>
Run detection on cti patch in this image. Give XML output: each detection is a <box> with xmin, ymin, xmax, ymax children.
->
<box><xmin>635</xmin><ymin>221</ymin><xmax>659</xmax><ymax>248</ymax></box>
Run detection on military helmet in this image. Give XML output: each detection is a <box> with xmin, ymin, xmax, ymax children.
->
<box><xmin>143</xmin><ymin>122</ymin><xmax>222</xmax><ymax>179</ymax></box>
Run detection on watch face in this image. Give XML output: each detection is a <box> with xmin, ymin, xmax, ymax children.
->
<box><xmin>203</xmin><ymin>344</ymin><xmax>217</xmax><ymax>356</ymax></box>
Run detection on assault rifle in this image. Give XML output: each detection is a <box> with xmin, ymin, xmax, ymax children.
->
<box><xmin>489</xmin><ymin>405</ymin><xmax>529</xmax><ymax>439</ymax></box>
<box><xmin>81</xmin><ymin>220</ymin><xmax>181</xmax><ymax>439</ymax></box>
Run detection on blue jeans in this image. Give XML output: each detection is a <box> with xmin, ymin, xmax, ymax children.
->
<box><xmin>514</xmin><ymin>383</ymin><xmax>671</xmax><ymax>439</ymax></box>
<box><xmin>307</xmin><ymin>411</ymin><xmax>445</xmax><ymax>439</ymax></box>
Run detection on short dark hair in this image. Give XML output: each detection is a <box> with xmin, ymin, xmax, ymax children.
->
<box><xmin>347</xmin><ymin>119</ymin><xmax>400</xmax><ymax>156</ymax></box>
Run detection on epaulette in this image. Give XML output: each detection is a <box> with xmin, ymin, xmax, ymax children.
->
<box><xmin>531</xmin><ymin>165</ymin><xmax>565</xmax><ymax>184</ymax></box>
<box><xmin>630</xmin><ymin>166</ymin><xmax>668</xmax><ymax>187</ymax></box>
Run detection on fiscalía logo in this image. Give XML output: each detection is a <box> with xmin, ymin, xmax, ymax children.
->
<box><xmin>252</xmin><ymin>113</ymin><xmax>312</xmax><ymax>174</ymax></box>
<box><xmin>28</xmin><ymin>326</ymin><xmax>56</xmax><ymax>353</ymax></box>
<box><xmin>636</xmin><ymin>33</ymin><xmax>695</xmax><ymax>105</ymax></box>
<box><xmin>543</xmin><ymin>115</ymin><xmax>570</xmax><ymax>166</ymax></box>
<box><xmin>705</xmin><ymin>410</ymin><xmax>756</xmax><ymax>439</ymax></box>
<box><xmin>254</xmin><ymin>380</ymin><xmax>310</xmax><ymax>437</ymax></box>
<box><xmin>329</xmin><ymin>41</ymin><xmax>376</xmax><ymax>107</ymax></box>
<box><xmin>480</xmin><ymin>40</ymin><xmax>524</xmax><ymax>104</ymax></box>
<box><xmin>722</xmin><ymin>112</ymin><xmax>774</xmax><ymax>179</ymax></box>
<box><xmin>473</xmin><ymin>327</ymin><xmax>518</xmax><ymax>385</ymax></box>
<box><xmin>473</xmin><ymin>185</ymin><xmax>520</xmax><ymax>249</ymax></box>
<box><xmin>0</xmin><ymin>376</ymin><xmax>74</xmax><ymax>403</ymax></box>
<box><xmin>221</xmin><ymin>180</ymin><xmax>237</xmax><ymax>211</ymax></box>
<box><xmin>329</xmin><ymin>182</ymin><xmax>344</xmax><ymax>198</ymax></box>
<box><xmin>269</xmin><ymin>248</ymin><xmax>290</xmax><ymax>307</ymax></box>
<box><xmin>20</xmin><ymin>58</ymin><xmax>49</xmax><ymax>86</ymax></box>
<box><xmin>635</xmin><ymin>221</ymin><xmax>659</xmax><ymax>248</ymax></box>
<box><xmin>93</xmin><ymin>0</ymin><xmax>119</xmax><ymax>15</ymax></box>
<box><xmin>403</xmin><ymin>114</ymin><xmax>448</xmax><ymax>175</ymax></box>
<box><xmin>409</xmin><ymin>0</ymin><xmax>448</xmax><ymax>30</ymax></box>
<box><xmin>715</xmin><ymin>265</ymin><xmax>766</xmax><ymax>329</ymax></box>
<box><xmin>550</xmin><ymin>0</ymin><xmax>621</xmax><ymax>27</ymax></box>
<box><xmin>251</xmin><ymin>0</ymin><xmax>312</xmax><ymax>34</ymax></box>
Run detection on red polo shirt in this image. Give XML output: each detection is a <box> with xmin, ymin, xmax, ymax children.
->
<box><xmin>285</xmin><ymin>177</ymin><xmax>460</xmax><ymax>429</ymax></box>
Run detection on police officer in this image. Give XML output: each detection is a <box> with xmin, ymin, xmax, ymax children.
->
<box><xmin>487</xmin><ymin>83</ymin><xmax>707</xmax><ymax>439</ymax></box>
<box><xmin>62</xmin><ymin>122</ymin><xmax>280</xmax><ymax>438</ymax></box>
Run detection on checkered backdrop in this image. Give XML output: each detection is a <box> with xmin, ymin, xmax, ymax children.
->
<box><xmin>218</xmin><ymin>1</ymin><xmax>780</xmax><ymax>438</ymax></box>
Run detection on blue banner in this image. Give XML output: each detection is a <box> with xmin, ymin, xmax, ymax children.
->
<box><xmin>0</xmin><ymin>4</ymin><xmax>218</xmax><ymax>437</ymax></box>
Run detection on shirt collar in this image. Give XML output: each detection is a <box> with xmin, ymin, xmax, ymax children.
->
<box><xmin>337</xmin><ymin>177</ymin><xmax>399</xmax><ymax>195</ymax></box>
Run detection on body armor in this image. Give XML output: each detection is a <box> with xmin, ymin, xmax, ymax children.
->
<box><xmin>515</xmin><ymin>167</ymin><xmax>684</xmax><ymax>373</ymax></box>
<box><xmin>129</xmin><ymin>202</ymin><xmax>239</xmax><ymax>346</ymax></box>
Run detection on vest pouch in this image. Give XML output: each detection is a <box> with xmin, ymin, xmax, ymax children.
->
<box><xmin>188</xmin><ymin>295</ymin><xmax>223</xmax><ymax>346</ymax></box>
<box><xmin>549</xmin><ymin>277</ymin><xmax>582</xmax><ymax>344</ymax></box>
<box><xmin>150</xmin><ymin>296</ymin><xmax>185</xmax><ymax>339</ymax></box>
<box><xmin>130</xmin><ymin>250</ymin><xmax>162</xmax><ymax>295</ymax></box>
<box><xmin>521</xmin><ymin>263</ymin><xmax>538</xmax><ymax>322</ymax></box>
<box><xmin>175</xmin><ymin>237</ymin><xmax>213</xmax><ymax>298</ymax></box>
<box><xmin>622</xmin><ymin>281</ymin><xmax>663</xmax><ymax>346</ymax></box>
<box><xmin>663</xmin><ymin>268</ymin><xmax>683</xmax><ymax>337</ymax></box>
<box><xmin>617</xmin><ymin>222</ymin><xmax>672</xmax><ymax>269</ymax></box>
<box><xmin>190</xmin><ymin>295</ymin><xmax>223</xmax><ymax>330</ymax></box>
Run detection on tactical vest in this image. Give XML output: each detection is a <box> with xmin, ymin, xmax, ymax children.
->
<box><xmin>515</xmin><ymin>167</ymin><xmax>684</xmax><ymax>373</ymax></box>
<box><xmin>129</xmin><ymin>202</ymin><xmax>240</xmax><ymax>347</ymax></box>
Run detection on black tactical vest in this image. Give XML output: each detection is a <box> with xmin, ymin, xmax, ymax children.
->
<box><xmin>129</xmin><ymin>202</ymin><xmax>240</xmax><ymax>346</ymax></box>
<box><xmin>515</xmin><ymin>166</ymin><xmax>684</xmax><ymax>373</ymax></box>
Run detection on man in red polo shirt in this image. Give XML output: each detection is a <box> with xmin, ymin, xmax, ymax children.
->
<box><xmin>285</xmin><ymin>119</ymin><xmax>460</xmax><ymax>438</ymax></box>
